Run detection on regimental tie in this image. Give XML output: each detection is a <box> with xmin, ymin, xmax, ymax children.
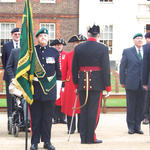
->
<box><xmin>138</xmin><ymin>49</ymin><xmax>142</xmax><ymax>61</ymax></box>
<box><xmin>16</xmin><ymin>42</ymin><xmax>18</xmax><ymax>48</ymax></box>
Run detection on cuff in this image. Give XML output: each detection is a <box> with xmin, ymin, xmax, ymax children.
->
<box><xmin>105</xmin><ymin>86</ymin><xmax>111</xmax><ymax>92</ymax></box>
<box><xmin>74</xmin><ymin>84</ymin><xmax>78</xmax><ymax>89</ymax></box>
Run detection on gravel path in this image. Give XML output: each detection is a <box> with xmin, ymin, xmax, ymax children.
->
<box><xmin>0</xmin><ymin>112</ymin><xmax>150</xmax><ymax>150</ymax></box>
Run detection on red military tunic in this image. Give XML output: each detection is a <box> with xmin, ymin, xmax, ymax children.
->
<box><xmin>55</xmin><ymin>50</ymin><xmax>68</xmax><ymax>106</ymax></box>
<box><xmin>61</xmin><ymin>50</ymin><xmax>80</xmax><ymax>116</ymax></box>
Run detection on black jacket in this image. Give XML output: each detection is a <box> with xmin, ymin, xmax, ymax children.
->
<box><xmin>72</xmin><ymin>38</ymin><xmax>111</xmax><ymax>92</ymax></box>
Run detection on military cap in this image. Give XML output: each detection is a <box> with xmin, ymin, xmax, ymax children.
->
<box><xmin>36</xmin><ymin>28</ymin><xmax>48</xmax><ymax>37</ymax></box>
<box><xmin>11</xmin><ymin>27</ymin><xmax>20</xmax><ymax>33</ymax></box>
<box><xmin>88</xmin><ymin>24</ymin><xmax>100</xmax><ymax>35</ymax></box>
<box><xmin>145</xmin><ymin>32</ymin><xmax>150</xmax><ymax>38</ymax></box>
<box><xmin>50</xmin><ymin>38</ymin><xmax>66</xmax><ymax>46</ymax></box>
<box><xmin>68</xmin><ymin>34</ymin><xmax>87</xmax><ymax>43</ymax></box>
<box><xmin>133</xmin><ymin>33</ymin><xmax>143</xmax><ymax>39</ymax></box>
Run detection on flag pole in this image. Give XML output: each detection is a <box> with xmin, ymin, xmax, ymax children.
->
<box><xmin>25</xmin><ymin>102</ymin><xmax>28</xmax><ymax>150</ymax></box>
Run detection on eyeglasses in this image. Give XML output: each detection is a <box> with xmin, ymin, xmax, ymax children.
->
<box><xmin>13</xmin><ymin>33</ymin><xmax>21</xmax><ymax>36</ymax></box>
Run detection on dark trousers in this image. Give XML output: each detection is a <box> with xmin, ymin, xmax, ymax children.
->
<box><xmin>54</xmin><ymin>105</ymin><xmax>65</xmax><ymax>122</ymax></box>
<box><xmin>79</xmin><ymin>91</ymin><xmax>102</xmax><ymax>143</ymax></box>
<box><xmin>126</xmin><ymin>88</ymin><xmax>146</xmax><ymax>130</ymax></box>
<box><xmin>67</xmin><ymin>114</ymin><xmax>80</xmax><ymax>132</ymax></box>
<box><xmin>5</xmin><ymin>81</ymin><xmax>14</xmax><ymax>117</ymax></box>
<box><xmin>30</xmin><ymin>100</ymin><xmax>55</xmax><ymax>144</ymax></box>
<box><xmin>143</xmin><ymin>91</ymin><xmax>150</xmax><ymax>119</ymax></box>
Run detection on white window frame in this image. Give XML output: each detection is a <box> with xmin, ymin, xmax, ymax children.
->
<box><xmin>40</xmin><ymin>0</ymin><xmax>56</xmax><ymax>3</ymax></box>
<box><xmin>0</xmin><ymin>23</ymin><xmax>16</xmax><ymax>56</ymax></box>
<box><xmin>40</xmin><ymin>23</ymin><xmax>55</xmax><ymax>41</ymax></box>
<box><xmin>0</xmin><ymin>0</ymin><xmax>16</xmax><ymax>2</ymax></box>
<box><xmin>99</xmin><ymin>25</ymin><xmax>113</xmax><ymax>54</ymax></box>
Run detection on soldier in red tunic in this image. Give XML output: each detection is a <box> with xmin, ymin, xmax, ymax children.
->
<box><xmin>50</xmin><ymin>39</ymin><xmax>67</xmax><ymax>124</ymax></box>
<box><xmin>61</xmin><ymin>34</ymin><xmax>87</xmax><ymax>134</ymax></box>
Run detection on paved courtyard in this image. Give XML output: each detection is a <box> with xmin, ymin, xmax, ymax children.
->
<box><xmin>0</xmin><ymin>112</ymin><xmax>150</xmax><ymax>150</ymax></box>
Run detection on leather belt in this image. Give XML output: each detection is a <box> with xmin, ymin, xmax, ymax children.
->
<box><xmin>33</xmin><ymin>76</ymin><xmax>54</xmax><ymax>82</ymax></box>
<box><xmin>79</xmin><ymin>66</ymin><xmax>101</xmax><ymax>72</ymax></box>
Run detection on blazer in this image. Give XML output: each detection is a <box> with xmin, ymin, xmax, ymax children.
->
<box><xmin>2</xmin><ymin>40</ymin><xmax>14</xmax><ymax>81</ymax></box>
<box><xmin>142</xmin><ymin>43</ymin><xmax>150</xmax><ymax>90</ymax></box>
<box><xmin>6</xmin><ymin>48</ymin><xmax>20</xmax><ymax>82</ymax></box>
<box><xmin>119</xmin><ymin>46</ymin><xmax>143</xmax><ymax>90</ymax></box>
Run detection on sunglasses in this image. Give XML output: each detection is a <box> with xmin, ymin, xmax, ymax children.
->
<box><xmin>13</xmin><ymin>33</ymin><xmax>21</xmax><ymax>36</ymax></box>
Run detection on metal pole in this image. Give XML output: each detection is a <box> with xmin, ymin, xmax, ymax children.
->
<box><xmin>25</xmin><ymin>101</ymin><xmax>28</xmax><ymax>150</ymax></box>
<box><xmin>68</xmin><ymin>93</ymin><xmax>78</xmax><ymax>142</ymax></box>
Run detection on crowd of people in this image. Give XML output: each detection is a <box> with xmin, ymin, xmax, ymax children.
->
<box><xmin>1</xmin><ymin>24</ymin><xmax>150</xmax><ymax>150</ymax></box>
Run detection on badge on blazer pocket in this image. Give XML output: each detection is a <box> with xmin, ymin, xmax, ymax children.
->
<box><xmin>46</xmin><ymin>57</ymin><xmax>55</xmax><ymax>64</ymax></box>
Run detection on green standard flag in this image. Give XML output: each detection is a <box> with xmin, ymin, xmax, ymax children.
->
<box><xmin>15</xmin><ymin>0</ymin><xmax>35</xmax><ymax>105</ymax></box>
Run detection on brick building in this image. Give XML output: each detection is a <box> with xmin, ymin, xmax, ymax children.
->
<box><xmin>0</xmin><ymin>0</ymin><xmax>79</xmax><ymax>65</ymax></box>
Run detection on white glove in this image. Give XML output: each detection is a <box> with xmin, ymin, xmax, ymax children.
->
<box><xmin>56</xmin><ymin>80</ymin><xmax>62</xmax><ymax>99</ymax></box>
<box><xmin>9</xmin><ymin>79</ymin><xmax>23</xmax><ymax>97</ymax></box>
<box><xmin>62</xmin><ymin>87</ymin><xmax>65</xmax><ymax>92</ymax></box>
<box><xmin>105</xmin><ymin>91</ymin><xmax>111</xmax><ymax>98</ymax></box>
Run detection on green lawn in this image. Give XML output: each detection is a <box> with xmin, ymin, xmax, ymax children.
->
<box><xmin>0</xmin><ymin>71</ymin><xmax>126</xmax><ymax>108</ymax></box>
<box><xmin>0</xmin><ymin>99</ymin><xmax>7</xmax><ymax>107</ymax></box>
<box><xmin>0</xmin><ymin>98</ymin><xmax>126</xmax><ymax>107</ymax></box>
<box><xmin>102</xmin><ymin>99</ymin><xmax>126</xmax><ymax>107</ymax></box>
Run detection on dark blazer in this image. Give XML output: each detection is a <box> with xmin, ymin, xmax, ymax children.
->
<box><xmin>119</xmin><ymin>46</ymin><xmax>143</xmax><ymax>90</ymax></box>
<box><xmin>72</xmin><ymin>39</ymin><xmax>111</xmax><ymax>92</ymax></box>
<box><xmin>142</xmin><ymin>43</ymin><xmax>150</xmax><ymax>89</ymax></box>
<box><xmin>6</xmin><ymin>48</ymin><xmax>20</xmax><ymax>82</ymax></box>
<box><xmin>2</xmin><ymin>40</ymin><xmax>14</xmax><ymax>81</ymax></box>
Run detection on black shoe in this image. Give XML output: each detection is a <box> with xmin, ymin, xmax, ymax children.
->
<box><xmin>128</xmin><ymin>129</ymin><xmax>135</xmax><ymax>134</ymax></box>
<box><xmin>87</xmin><ymin>139</ymin><xmax>103</xmax><ymax>144</ymax></box>
<box><xmin>30</xmin><ymin>144</ymin><xmax>38</xmax><ymax>150</ymax></box>
<box><xmin>94</xmin><ymin>139</ymin><xmax>103</xmax><ymax>144</ymax></box>
<box><xmin>135</xmin><ymin>129</ymin><xmax>144</xmax><ymax>134</ymax></box>
<box><xmin>44</xmin><ymin>142</ymin><xmax>55</xmax><ymax>150</ymax></box>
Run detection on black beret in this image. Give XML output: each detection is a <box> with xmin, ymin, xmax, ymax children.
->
<box><xmin>68</xmin><ymin>34</ymin><xmax>87</xmax><ymax>43</ymax></box>
<box><xmin>88</xmin><ymin>25</ymin><xmax>100</xmax><ymax>35</ymax></box>
<box><xmin>50</xmin><ymin>38</ymin><xmax>66</xmax><ymax>46</ymax></box>
<box><xmin>133</xmin><ymin>33</ymin><xmax>143</xmax><ymax>39</ymax></box>
<box><xmin>11</xmin><ymin>28</ymin><xmax>20</xmax><ymax>33</ymax></box>
<box><xmin>36</xmin><ymin>28</ymin><xmax>48</xmax><ymax>37</ymax></box>
<box><xmin>145</xmin><ymin>32</ymin><xmax>150</xmax><ymax>38</ymax></box>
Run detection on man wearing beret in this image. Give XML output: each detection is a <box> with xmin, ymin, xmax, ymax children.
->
<box><xmin>72</xmin><ymin>26</ymin><xmax>111</xmax><ymax>144</ymax></box>
<box><xmin>120</xmin><ymin>33</ymin><xmax>146</xmax><ymax>134</ymax></box>
<box><xmin>30</xmin><ymin>28</ymin><xmax>61</xmax><ymax>150</ymax></box>
<box><xmin>142</xmin><ymin>32</ymin><xmax>150</xmax><ymax>125</ymax></box>
<box><xmin>50</xmin><ymin>38</ymin><xmax>67</xmax><ymax>124</ymax></box>
<box><xmin>1</xmin><ymin>27</ymin><xmax>21</xmax><ymax>129</ymax></box>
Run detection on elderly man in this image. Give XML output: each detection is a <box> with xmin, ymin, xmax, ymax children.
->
<box><xmin>50</xmin><ymin>38</ymin><xmax>67</xmax><ymax>124</ymax></box>
<box><xmin>120</xmin><ymin>33</ymin><xmax>146</xmax><ymax>134</ymax></box>
<box><xmin>1</xmin><ymin>28</ymin><xmax>21</xmax><ymax>130</ymax></box>
<box><xmin>30</xmin><ymin>28</ymin><xmax>61</xmax><ymax>150</ymax></box>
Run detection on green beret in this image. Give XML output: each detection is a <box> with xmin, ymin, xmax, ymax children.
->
<box><xmin>133</xmin><ymin>33</ymin><xmax>143</xmax><ymax>39</ymax></box>
<box><xmin>36</xmin><ymin>28</ymin><xmax>48</xmax><ymax>37</ymax></box>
